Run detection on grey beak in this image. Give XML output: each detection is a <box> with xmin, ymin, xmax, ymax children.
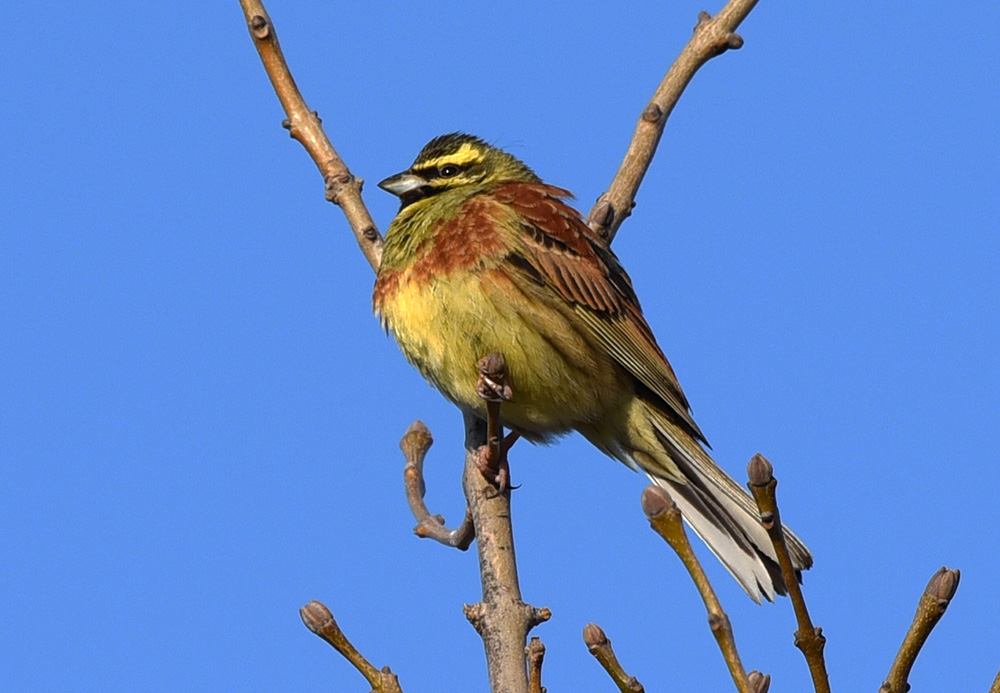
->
<box><xmin>378</xmin><ymin>171</ymin><xmax>427</xmax><ymax>197</ymax></box>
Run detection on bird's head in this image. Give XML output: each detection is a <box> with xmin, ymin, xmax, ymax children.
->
<box><xmin>378</xmin><ymin>133</ymin><xmax>540</xmax><ymax>208</ymax></box>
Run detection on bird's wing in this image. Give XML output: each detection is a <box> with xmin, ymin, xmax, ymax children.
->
<box><xmin>491</xmin><ymin>182</ymin><xmax>706</xmax><ymax>443</ymax></box>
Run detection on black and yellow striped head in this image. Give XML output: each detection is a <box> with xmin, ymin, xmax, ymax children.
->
<box><xmin>379</xmin><ymin>133</ymin><xmax>540</xmax><ymax>208</ymax></box>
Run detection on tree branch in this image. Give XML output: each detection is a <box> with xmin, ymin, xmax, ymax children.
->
<box><xmin>879</xmin><ymin>567</ymin><xmax>961</xmax><ymax>693</ymax></box>
<box><xmin>299</xmin><ymin>601</ymin><xmax>404</xmax><ymax>693</ymax></box>
<box><xmin>401</xmin><ymin>420</ymin><xmax>475</xmax><ymax>550</ymax></box>
<box><xmin>462</xmin><ymin>379</ymin><xmax>550</xmax><ymax>693</ymax></box>
<box><xmin>641</xmin><ymin>485</ymin><xmax>753</xmax><ymax>693</ymax></box>
<box><xmin>588</xmin><ymin>1</ymin><xmax>759</xmax><ymax>242</ymax></box>
<box><xmin>238</xmin><ymin>0</ymin><xmax>382</xmax><ymax>270</ymax></box>
<box><xmin>526</xmin><ymin>637</ymin><xmax>546</xmax><ymax>693</ymax></box>
<box><xmin>583</xmin><ymin>623</ymin><xmax>646</xmax><ymax>693</ymax></box>
<box><xmin>746</xmin><ymin>453</ymin><xmax>830</xmax><ymax>693</ymax></box>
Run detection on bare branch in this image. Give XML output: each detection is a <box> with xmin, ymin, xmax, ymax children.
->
<box><xmin>746</xmin><ymin>454</ymin><xmax>830</xmax><ymax>693</ymax></box>
<box><xmin>299</xmin><ymin>601</ymin><xmax>404</xmax><ymax>693</ymax></box>
<box><xmin>463</xmin><ymin>411</ymin><xmax>550</xmax><ymax>693</ymax></box>
<box><xmin>588</xmin><ymin>0</ymin><xmax>759</xmax><ymax>242</ymax></box>
<box><xmin>527</xmin><ymin>637</ymin><xmax>546</xmax><ymax>693</ymax></box>
<box><xmin>583</xmin><ymin>623</ymin><xmax>645</xmax><ymax>693</ymax></box>
<box><xmin>641</xmin><ymin>486</ymin><xmax>752</xmax><ymax>693</ymax></box>
<box><xmin>880</xmin><ymin>567</ymin><xmax>961</xmax><ymax>693</ymax></box>
<box><xmin>238</xmin><ymin>0</ymin><xmax>383</xmax><ymax>270</ymax></box>
<box><xmin>989</xmin><ymin>668</ymin><xmax>1000</xmax><ymax>693</ymax></box>
<box><xmin>401</xmin><ymin>421</ymin><xmax>475</xmax><ymax>550</ymax></box>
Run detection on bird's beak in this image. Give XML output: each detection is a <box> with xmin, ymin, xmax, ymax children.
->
<box><xmin>378</xmin><ymin>171</ymin><xmax>427</xmax><ymax>197</ymax></box>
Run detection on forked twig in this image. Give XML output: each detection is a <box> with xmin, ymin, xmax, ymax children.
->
<box><xmin>401</xmin><ymin>421</ymin><xmax>475</xmax><ymax>550</ymax></box>
<box><xmin>746</xmin><ymin>453</ymin><xmax>830</xmax><ymax>693</ymax></box>
<box><xmin>588</xmin><ymin>1</ymin><xmax>760</xmax><ymax>242</ymax></box>
<box><xmin>879</xmin><ymin>567</ymin><xmax>960</xmax><ymax>693</ymax></box>
<box><xmin>583</xmin><ymin>623</ymin><xmax>645</xmax><ymax>693</ymax></box>
<box><xmin>641</xmin><ymin>486</ymin><xmax>752</xmax><ymax>693</ymax></box>
<box><xmin>299</xmin><ymin>601</ymin><xmax>404</xmax><ymax>693</ymax></box>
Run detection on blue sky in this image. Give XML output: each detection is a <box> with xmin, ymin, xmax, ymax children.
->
<box><xmin>3</xmin><ymin>2</ymin><xmax>999</xmax><ymax>691</ymax></box>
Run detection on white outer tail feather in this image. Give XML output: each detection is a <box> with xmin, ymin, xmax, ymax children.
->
<box><xmin>634</xmin><ymin>401</ymin><xmax>813</xmax><ymax>603</ymax></box>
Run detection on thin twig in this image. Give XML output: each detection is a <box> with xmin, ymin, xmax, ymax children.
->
<box><xmin>463</xmin><ymin>409</ymin><xmax>550</xmax><ymax>693</ymax></box>
<box><xmin>238</xmin><ymin>0</ymin><xmax>383</xmax><ymax>270</ymax></box>
<box><xmin>746</xmin><ymin>453</ymin><xmax>830</xmax><ymax>693</ymax></box>
<box><xmin>299</xmin><ymin>601</ymin><xmax>404</xmax><ymax>693</ymax></box>
<box><xmin>583</xmin><ymin>623</ymin><xmax>645</xmax><ymax>693</ymax></box>
<box><xmin>989</xmin><ymin>668</ymin><xmax>1000</xmax><ymax>693</ymax></box>
<box><xmin>401</xmin><ymin>421</ymin><xmax>475</xmax><ymax>549</ymax></box>
<box><xmin>879</xmin><ymin>567</ymin><xmax>961</xmax><ymax>693</ymax></box>
<box><xmin>588</xmin><ymin>0</ymin><xmax>759</xmax><ymax>242</ymax></box>
<box><xmin>641</xmin><ymin>486</ymin><xmax>752</xmax><ymax>693</ymax></box>
<box><xmin>527</xmin><ymin>637</ymin><xmax>546</xmax><ymax>693</ymax></box>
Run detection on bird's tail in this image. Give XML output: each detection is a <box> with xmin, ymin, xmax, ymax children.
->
<box><xmin>609</xmin><ymin>398</ymin><xmax>813</xmax><ymax>603</ymax></box>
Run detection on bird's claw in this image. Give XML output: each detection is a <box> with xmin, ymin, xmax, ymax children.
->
<box><xmin>474</xmin><ymin>443</ymin><xmax>513</xmax><ymax>495</ymax></box>
<box><xmin>476</xmin><ymin>353</ymin><xmax>514</xmax><ymax>402</ymax></box>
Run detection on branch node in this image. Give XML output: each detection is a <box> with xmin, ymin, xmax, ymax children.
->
<box><xmin>589</xmin><ymin>197</ymin><xmax>616</xmax><ymax>233</ymax></box>
<box><xmin>708</xmin><ymin>612</ymin><xmax>728</xmax><ymax>633</ymax></box>
<box><xmin>641</xmin><ymin>102</ymin><xmax>663</xmax><ymax>123</ymax></box>
<box><xmin>463</xmin><ymin>602</ymin><xmax>487</xmax><ymax>633</ymax></box>
<box><xmin>324</xmin><ymin>172</ymin><xmax>355</xmax><ymax>204</ymax></box>
<box><xmin>248</xmin><ymin>14</ymin><xmax>270</xmax><ymax>39</ymax></box>
<box><xmin>758</xmin><ymin>510</ymin><xmax>775</xmax><ymax>528</ymax></box>
<box><xmin>529</xmin><ymin>606</ymin><xmax>553</xmax><ymax>627</ymax></box>
<box><xmin>727</xmin><ymin>33</ymin><xmax>745</xmax><ymax>50</ymax></box>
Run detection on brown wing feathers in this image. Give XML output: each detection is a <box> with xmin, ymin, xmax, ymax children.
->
<box><xmin>492</xmin><ymin>183</ymin><xmax>706</xmax><ymax>443</ymax></box>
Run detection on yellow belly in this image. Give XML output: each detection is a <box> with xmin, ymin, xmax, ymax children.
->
<box><xmin>378</xmin><ymin>267</ymin><xmax>626</xmax><ymax>439</ymax></box>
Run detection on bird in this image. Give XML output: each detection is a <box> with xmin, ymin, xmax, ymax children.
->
<box><xmin>373</xmin><ymin>132</ymin><xmax>812</xmax><ymax>602</ymax></box>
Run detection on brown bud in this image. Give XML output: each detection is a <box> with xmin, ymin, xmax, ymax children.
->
<box><xmin>747</xmin><ymin>453</ymin><xmax>774</xmax><ymax>486</ymax></box>
<box><xmin>640</xmin><ymin>485</ymin><xmax>676</xmax><ymax>519</ymax></box>
<box><xmin>299</xmin><ymin>600</ymin><xmax>336</xmax><ymax>635</ymax></box>
<box><xmin>748</xmin><ymin>670</ymin><xmax>771</xmax><ymax>693</ymax></box>
<box><xmin>925</xmin><ymin>567</ymin><xmax>960</xmax><ymax>603</ymax></box>
<box><xmin>582</xmin><ymin>622</ymin><xmax>608</xmax><ymax>648</ymax></box>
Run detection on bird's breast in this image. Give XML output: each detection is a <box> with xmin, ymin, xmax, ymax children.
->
<box><xmin>374</xmin><ymin>264</ymin><xmax>627</xmax><ymax>439</ymax></box>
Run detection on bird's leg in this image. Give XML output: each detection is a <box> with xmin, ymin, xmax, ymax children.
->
<box><xmin>475</xmin><ymin>353</ymin><xmax>516</xmax><ymax>493</ymax></box>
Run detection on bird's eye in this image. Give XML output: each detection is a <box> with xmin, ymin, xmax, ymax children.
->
<box><xmin>439</xmin><ymin>164</ymin><xmax>462</xmax><ymax>178</ymax></box>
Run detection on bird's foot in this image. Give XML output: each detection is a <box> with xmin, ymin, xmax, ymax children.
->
<box><xmin>476</xmin><ymin>352</ymin><xmax>514</xmax><ymax>403</ymax></box>
<box><xmin>473</xmin><ymin>435</ymin><xmax>520</xmax><ymax>495</ymax></box>
<box><xmin>474</xmin><ymin>352</ymin><xmax>519</xmax><ymax>495</ymax></box>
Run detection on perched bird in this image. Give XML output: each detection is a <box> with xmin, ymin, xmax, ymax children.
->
<box><xmin>373</xmin><ymin>133</ymin><xmax>812</xmax><ymax>602</ymax></box>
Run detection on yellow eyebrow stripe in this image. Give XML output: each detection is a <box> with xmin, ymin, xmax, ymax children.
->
<box><xmin>419</xmin><ymin>142</ymin><xmax>484</xmax><ymax>170</ymax></box>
